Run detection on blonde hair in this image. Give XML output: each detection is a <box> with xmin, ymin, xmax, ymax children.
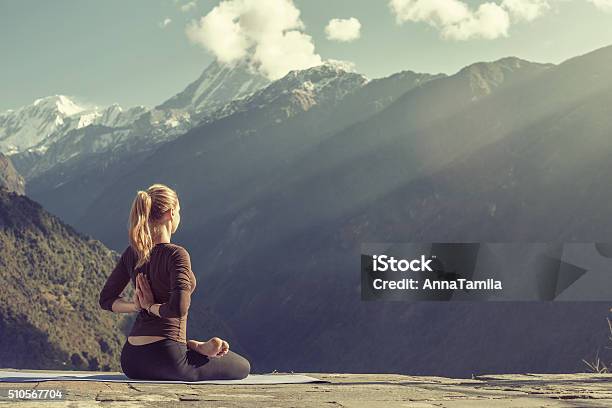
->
<box><xmin>128</xmin><ymin>183</ymin><xmax>179</xmax><ymax>269</ymax></box>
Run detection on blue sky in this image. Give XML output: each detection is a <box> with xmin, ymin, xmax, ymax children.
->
<box><xmin>1</xmin><ymin>0</ymin><xmax>612</xmax><ymax>111</ymax></box>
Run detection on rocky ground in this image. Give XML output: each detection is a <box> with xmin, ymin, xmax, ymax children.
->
<box><xmin>0</xmin><ymin>370</ymin><xmax>611</xmax><ymax>407</ymax></box>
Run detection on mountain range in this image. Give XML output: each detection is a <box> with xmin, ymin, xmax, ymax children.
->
<box><xmin>2</xmin><ymin>46</ymin><xmax>612</xmax><ymax>375</ymax></box>
<box><xmin>1</xmin><ymin>60</ymin><xmax>272</xmax><ymax>228</ymax></box>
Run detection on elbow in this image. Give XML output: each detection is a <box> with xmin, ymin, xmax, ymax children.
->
<box><xmin>178</xmin><ymin>297</ymin><xmax>191</xmax><ymax>317</ymax></box>
<box><xmin>98</xmin><ymin>294</ymin><xmax>106</xmax><ymax>310</ymax></box>
<box><xmin>178</xmin><ymin>304</ymin><xmax>189</xmax><ymax>318</ymax></box>
<box><xmin>98</xmin><ymin>293</ymin><xmax>114</xmax><ymax>312</ymax></box>
<box><xmin>159</xmin><ymin>303</ymin><xmax>190</xmax><ymax>318</ymax></box>
<box><xmin>171</xmin><ymin>305</ymin><xmax>190</xmax><ymax>318</ymax></box>
<box><xmin>159</xmin><ymin>290</ymin><xmax>191</xmax><ymax>318</ymax></box>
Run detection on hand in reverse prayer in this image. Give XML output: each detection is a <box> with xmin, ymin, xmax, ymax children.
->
<box><xmin>136</xmin><ymin>273</ymin><xmax>156</xmax><ymax>310</ymax></box>
<box><xmin>132</xmin><ymin>283</ymin><xmax>142</xmax><ymax>311</ymax></box>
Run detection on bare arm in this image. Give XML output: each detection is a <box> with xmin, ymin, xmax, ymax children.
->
<box><xmin>111</xmin><ymin>298</ymin><xmax>140</xmax><ymax>313</ymax></box>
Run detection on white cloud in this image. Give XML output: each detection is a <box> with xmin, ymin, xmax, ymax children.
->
<box><xmin>390</xmin><ymin>0</ymin><xmax>472</xmax><ymax>29</ymax></box>
<box><xmin>588</xmin><ymin>0</ymin><xmax>612</xmax><ymax>12</ymax></box>
<box><xmin>502</xmin><ymin>0</ymin><xmax>550</xmax><ymax>21</ymax></box>
<box><xmin>185</xmin><ymin>0</ymin><xmax>322</xmax><ymax>80</ymax></box>
<box><xmin>389</xmin><ymin>0</ymin><xmax>510</xmax><ymax>40</ymax></box>
<box><xmin>388</xmin><ymin>0</ymin><xmax>560</xmax><ymax>40</ymax></box>
<box><xmin>325</xmin><ymin>17</ymin><xmax>362</xmax><ymax>42</ymax></box>
<box><xmin>444</xmin><ymin>2</ymin><xmax>510</xmax><ymax>40</ymax></box>
<box><xmin>186</xmin><ymin>1</ymin><xmax>249</xmax><ymax>62</ymax></box>
<box><xmin>180</xmin><ymin>1</ymin><xmax>197</xmax><ymax>12</ymax></box>
<box><xmin>160</xmin><ymin>18</ymin><xmax>172</xmax><ymax>28</ymax></box>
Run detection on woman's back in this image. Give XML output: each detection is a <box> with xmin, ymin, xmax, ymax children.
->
<box><xmin>99</xmin><ymin>242</ymin><xmax>197</xmax><ymax>343</ymax></box>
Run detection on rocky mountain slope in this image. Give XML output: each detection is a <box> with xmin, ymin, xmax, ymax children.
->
<box><xmin>72</xmin><ymin>61</ymin><xmax>438</xmax><ymax>248</ymax></box>
<box><xmin>157</xmin><ymin>58</ymin><xmax>269</xmax><ymax>114</ymax></box>
<box><xmin>0</xmin><ymin>153</ymin><xmax>25</xmax><ymax>195</ymax></box>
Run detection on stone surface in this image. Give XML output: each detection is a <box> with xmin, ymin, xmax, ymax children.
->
<box><xmin>0</xmin><ymin>370</ymin><xmax>611</xmax><ymax>407</ymax></box>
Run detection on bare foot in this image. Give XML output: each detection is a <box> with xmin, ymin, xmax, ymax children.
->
<box><xmin>193</xmin><ymin>337</ymin><xmax>223</xmax><ymax>358</ymax></box>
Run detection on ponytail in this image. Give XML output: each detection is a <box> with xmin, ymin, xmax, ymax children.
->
<box><xmin>127</xmin><ymin>184</ymin><xmax>179</xmax><ymax>269</ymax></box>
<box><xmin>129</xmin><ymin>190</ymin><xmax>153</xmax><ymax>269</ymax></box>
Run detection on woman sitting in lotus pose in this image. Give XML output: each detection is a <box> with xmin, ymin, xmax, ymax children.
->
<box><xmin>99</xmin><ymin>183</ymin><xmax>250</xmax><ymax>381</ymax></box>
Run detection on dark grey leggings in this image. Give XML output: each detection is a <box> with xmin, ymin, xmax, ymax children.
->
<box><xmin>120</xmin><ymin>338</ymin><xmax>251</xmax><ymax>381</ymax></box>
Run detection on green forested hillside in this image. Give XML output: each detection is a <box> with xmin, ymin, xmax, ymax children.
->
<box><xmin>0</xmin><ymin>188</ymin><xmax>130</xmax><ymax>370</ymax></box>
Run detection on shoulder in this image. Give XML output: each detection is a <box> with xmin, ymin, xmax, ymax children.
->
<box><xmin>122</xmin><ymin>245</ymin><xmax>134</xmax><ymax>260</ymax></box>
<box><xmin>122</xmin><ymin>245</ymin><xmax>137</xmax><ymax>266</ymax></box>
<box><xmin>167</xmin><ymin>244</ymin><xmax>191</xmax><ymax>265</ymax></box>
<box><xmin>163</xmin><ymin>243</ymin><xmax>190</xmax><ymax>257</ymax></box>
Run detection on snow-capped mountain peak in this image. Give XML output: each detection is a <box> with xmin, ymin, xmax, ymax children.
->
<box><xmin>0</xmin><ymin>94</ymin><xmax>149</xmax><ymax>157</ymax></box>
<box><xmin>322</xmin><ymin>59</ymin><xmax>358</xmax><ymax>73</ymax></box>
<box><xmin>32</xmin><ymin>95</ymin><xmax>85</xmax><ymax>117</ymax></box>
<box><xmin>157</xmin><ymin>59</ymin><xmax>270</xmax><ymax>114</ymax></box>
<box><xmin>2</xmin><ymin>57</ymin><xmax>273</xmax><ymax>182</ymax></box>
<box><xmin>0</xmin><ymin>95</ymin><xmax>88</xmax><ymax>154</ymax></box>
<box><xmin>203</xmin><ymin>61</ymin><xmax>369</xmax><ymax>125</ymax></box>
<box><xmin>4</xmin><ymin>58</ymin><xmax>362</xmax><ymax>181</ymax></box>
